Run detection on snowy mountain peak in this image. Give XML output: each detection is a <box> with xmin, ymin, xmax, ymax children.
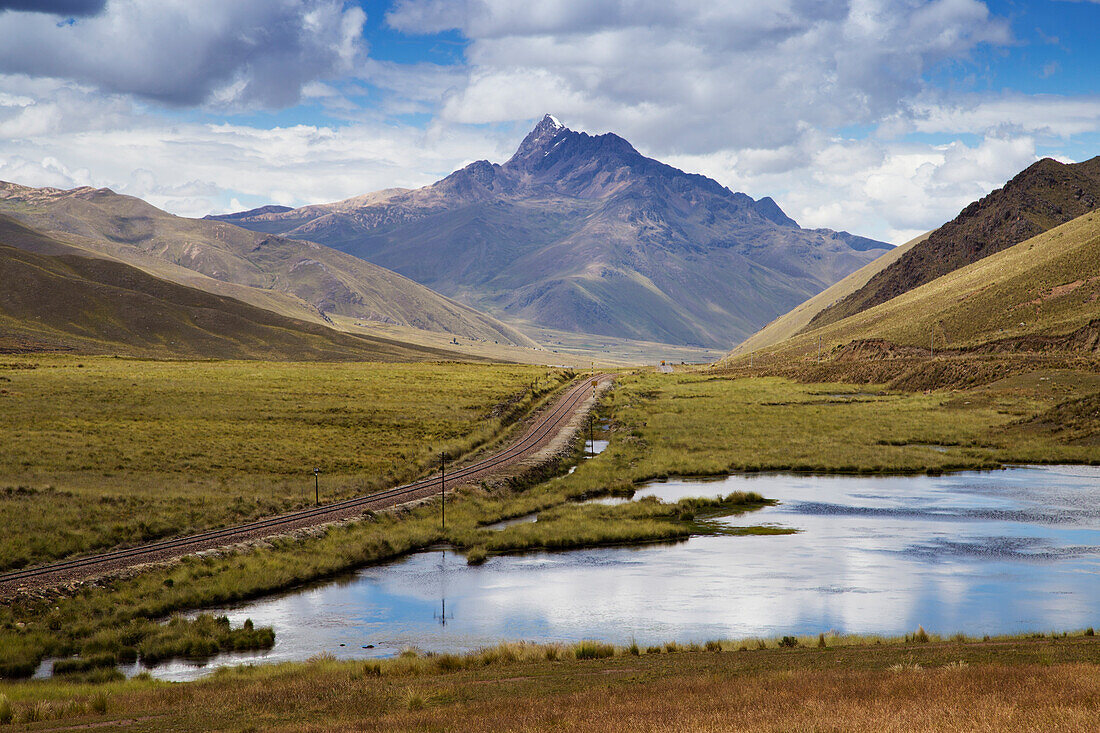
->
<box><xmin>508</xmin><ymin>114</ymin><xmax>572</xmax><ymax>168</ymax></box>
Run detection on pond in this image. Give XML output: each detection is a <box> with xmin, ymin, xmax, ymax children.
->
<box><xmin>134</xmin><ymin>464</ymin><xmax>1100</xmax><ymax>681</ymax></box>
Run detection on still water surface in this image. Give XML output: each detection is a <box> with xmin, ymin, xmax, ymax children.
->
<box><xmin>146</xmin><ymin>464</ymin><xmax>1100</xmax><ymax>680</ymax></box>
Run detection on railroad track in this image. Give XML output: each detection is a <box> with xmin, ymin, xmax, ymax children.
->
<box><xmin>0</xmin><ymin>374</ymin><xmax>612</xmax><ymax>590</ymax></box>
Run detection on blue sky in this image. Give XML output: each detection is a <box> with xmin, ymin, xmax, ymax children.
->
<box><xmin>0</xmin><ymin>0</ymin><xmax>1097</xmax><ymax>243</ymax></box>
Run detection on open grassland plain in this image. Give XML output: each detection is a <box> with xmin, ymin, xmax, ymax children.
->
<box><xmin>3</xmin><ymin>367</ymin><xmax>1099</xmax><ymax>683</ymax></box>
<box><xmin>0</xmin><ymin>356</ymin><xmax>571</xmax><ymax>571</ymax></box>
<box><xmin>2</xmin><ymin>632</ymin><xmax>1100</xmax><ymax>730</ymax></box>
<box><xmin>575</xmin><ymin>369</ymin><xmax>1100</xmax><ymax>482</ymax></box>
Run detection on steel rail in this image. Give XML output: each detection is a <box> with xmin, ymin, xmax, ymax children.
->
<box><xmin>0</xmin><ymin>375</ymin><xmax>610</xmax><ymax>587</ymax></box>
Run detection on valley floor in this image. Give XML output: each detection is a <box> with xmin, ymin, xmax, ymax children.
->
<box><xmin>2</xmin><ymin>354</ymin><xmax>1099</xmax><ymax>730</ymax></box>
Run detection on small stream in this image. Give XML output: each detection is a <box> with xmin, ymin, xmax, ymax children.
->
<box><xmin>63</xmin><ymin>463</ymin><xmax>1100</xmax><ymax>681</ymax></box>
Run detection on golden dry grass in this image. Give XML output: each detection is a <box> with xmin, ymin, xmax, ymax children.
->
<box><xmin>366</xmin><ymin>663</ymin><xmax>1100</xmax><ymax>733</ymax></box>
<box><xmin>5</xmin><ymin>636</ymin><xmax>1100</xmax><ymax>731</ymax></box>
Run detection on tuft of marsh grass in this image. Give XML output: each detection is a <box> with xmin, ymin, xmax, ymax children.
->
<box><xmin>138</xmin><ymin>614</ymin><xmax>274</xmax><ymax>664</ymax></box>
<box><xmin>909</xmin><ymin>626</ymin><xmax>931</xmax><ymax>644</ymax></box>
<box><xmin>52</xmin><ymin>652</ymin><xmax>119</xmax><ymax>675</ymax></box>
<box><xmin>0</xmin><ymin>694</ymin><xmax>11</xmax><ymax>725</ymax></box>
<box><xmin>573</xmin><ymin>641</ymin><xmax>614</xmax><ymax>660</ymax></box>
<box><xmin>404</xmin><ymin>688</ymin><xmax>425</xmax><ymax>711</ymax></box>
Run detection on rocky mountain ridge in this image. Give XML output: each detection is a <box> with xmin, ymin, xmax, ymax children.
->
<box><xmin>212</xmin><ymin>115</ymin><xmax>890</xmax><ymax>348</ymax></box>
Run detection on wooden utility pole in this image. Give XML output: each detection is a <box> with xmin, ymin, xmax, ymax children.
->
<box><xmin>440</xmin><ymin>452</ymin><xmax>446</xmax><ymax>530</ymax></box>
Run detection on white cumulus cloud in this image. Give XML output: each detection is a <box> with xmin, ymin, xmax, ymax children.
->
<box><xmin>0</xmin><ymin>0</ymin><xmax>367</xmax><ymax>108</ymax></box>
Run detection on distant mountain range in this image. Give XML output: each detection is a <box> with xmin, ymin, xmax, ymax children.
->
<box><xmin>805</xmin><ymin>156</ymin><xmax>1100</xmax><ymax>331</ymax></box>
<box><xmin>0</xmin><ymin>182</ymin><xmax>534</xmax><ymax>348</ymax></box>
<box><xmin>212</xmin><ymin>115</ymin><xmax>890</xmax><ymax>348</ymax></box>
<box><xmin>0</xmin><ymin>215</ymin><xmax>475</xmax><ymax>361</ymax></box>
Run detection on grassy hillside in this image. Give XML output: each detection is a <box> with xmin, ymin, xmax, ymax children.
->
<box><xmin>0</xmin><ymin>218</ymin><xmax>479</xmax><ymax>362</ymax></box>
<box><xmin>723</xmin><ymin>209</ymin><xmax>1100</xmax><ymax>367</ymax></box>
<box><xmin>0</xmin><ymin>182</ymin><xmax>536</xmax><ymax>347</ymax></box>
<box><xmin>807</xmin><ymin>156</ymin><xmax>1100</xmax><ymax>330</ymax></box>
<box><xmin>729</xmin><ymin>231</ymin><xmax>929</xmax><ymax>355</ymax></box>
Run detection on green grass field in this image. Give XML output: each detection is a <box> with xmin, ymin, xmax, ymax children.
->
<box><xmin>3</xmin><ymin>365</ymin><xmax>1099</xmax><ymax>682</ymax></box>
<box><xmin>3</xmin><ymin>361</ymin><xmax>1100</xmax><ymax>727</ymax></box>
<box><xmin>567</xmin><ymin>369</ymin><xmax>1100</xmax><ymax>483</ymax></box>
<box><xmin>0</xmin><ymin>356</ymin><xmax>568</xmax><ymax>570</ymax></box>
